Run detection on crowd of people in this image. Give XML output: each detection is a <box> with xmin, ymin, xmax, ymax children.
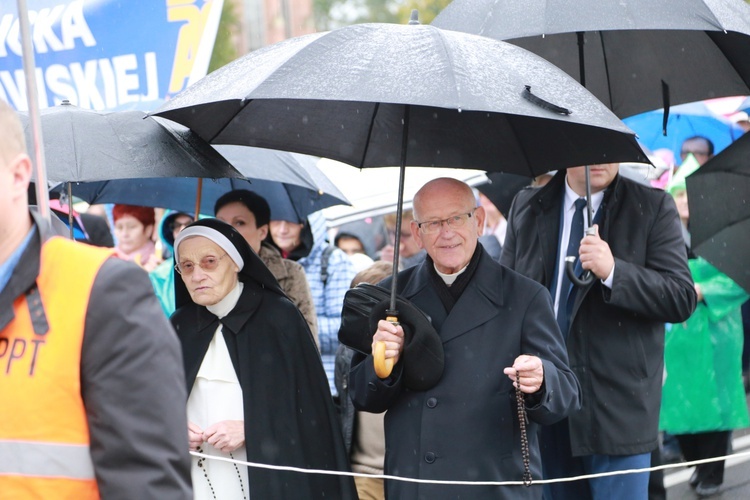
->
<box><xmin>3</xmin><ymin>89</ymin><xmax>750</xmax><ymax>500</ymax></box>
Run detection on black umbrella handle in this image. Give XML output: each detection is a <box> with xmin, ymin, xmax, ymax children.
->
<box><xmin>565</xmin><ymin>226</ymin><xmax>597</xmax><ymax>287</ymax></box>
<box><xmin>565</xmin><ymin>258</ymin><xmax>595</xmax><ymax>287</ymax></box>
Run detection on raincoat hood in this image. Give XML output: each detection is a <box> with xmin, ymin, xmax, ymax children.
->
<box><xmin>158</xmin><ymin>210</ymin><xmax>194</xmax><ymax>253</ymax></box>
<box><xmin>334</xmin><ymin>219</ymin><xmax>379</xmax><ymax>258</ymax></box>
<box><xmin>267</xmin><ymin>214</ymin><xmax>319</xmax><ymax>261</ymax></box>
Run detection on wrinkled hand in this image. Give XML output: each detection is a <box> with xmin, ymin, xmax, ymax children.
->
<box><xmin>204</xmin><ymin>420</ymin><xmax>245</xmax><ymax>453</ymax></box>
<box><xmin>503</xmin><ymin>355</ymin><xmax>544</xmax><ymax>394</ymax></box>
<box><xmin>188</xmin><ymin>421</ymin><xmax>204</xmax><ymax>451</ymax></box>
<box><xmin>578</xmin><ymin>224</ymin><xmax>614</xmax><ymax>280</ymax></box>
<box><xmin>372</xmin><ymin>319</ymin><xmax>404</xmax><ymax>366</ymax></box>
<box><xmin>695</xmin><ymin>284</ymin><xmax>704</xmax><ymax>302</ymax></box>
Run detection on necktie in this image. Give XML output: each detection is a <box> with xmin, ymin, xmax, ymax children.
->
<box><xmin>556</xmin><ymin>198</ymin><xmax>587</xmax><ymax>337</ymax></box>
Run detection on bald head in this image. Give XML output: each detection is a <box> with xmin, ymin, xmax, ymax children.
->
<box><xmin>0</xmin><ymin>100</ymin><xmax>27</xmax><ymax>166</ymax></box>
<box><xmin>413</xmin><ymin>178</ymin><xmax>476</xmax><ymax>222</ymax></box>
<box><xmin>411</xmin><ymin>178</ymin><xmax>484</xmax><ymax>274</ymax></box>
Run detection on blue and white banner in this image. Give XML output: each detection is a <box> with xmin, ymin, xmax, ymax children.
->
<box><xmin>1</xmin><ymin>0</ymin><xmax>224</xmax><ymax>112</ymax></box>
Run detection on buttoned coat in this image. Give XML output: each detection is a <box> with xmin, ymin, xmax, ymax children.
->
<box><xmin>349</xmin><ymin>248</ymin><xmax>580</xmax><ymax>499</ymax></box>
<box><xmin>501</xmin><ymin>172</ymin><xmax>696</xmax><ymax>456</ymax></box>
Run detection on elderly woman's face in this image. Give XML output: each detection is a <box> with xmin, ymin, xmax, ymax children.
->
<box><xmin>114</xmin><ymin>214</ymin><xmax>153</xmax><ymax>255</ymax></box>
<box><xmin>177</xmin><ymin>236</ymin><xmax>240</xmax><ymax>306</ymax></box>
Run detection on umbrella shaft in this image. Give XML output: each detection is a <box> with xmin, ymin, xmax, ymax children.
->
<box><xmin>585</xmin><ymin>165</ymin><xmax>594</xmax><ymax>225</ymax></box>
<box><xmin>390</xmin><ymin>106</ymin><xmax>411</xmax><ymax>313</ymax></box>
<box><xmin>18</xmin><ymin>0</ymin><xmax>50</xmax><ymax>220</ymax></box>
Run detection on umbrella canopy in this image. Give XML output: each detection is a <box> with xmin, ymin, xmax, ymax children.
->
<box><xmin>154</xmin><ymin>20</ymin><xmax>646</xmax><ymax>175</ymax></box>
<box><xmin>65</xmin><ymin>145</ymin><xmax>349</xmax><ymax>221</ymax></box>
<box><xmin>213</xmin><ymin>145</ymin><xmax>344</xmax><ymax>196</ymax></box>
<box><xmin>19</xmin><ymin>101</ymin><xmax>242</xmax><ymax>184</ymax></box>
<box><xmin>623</xmin><ymin>101</ymin><xmax>745</xmax><ymax>165</ymax></box>
<box><xmin>432</xmin><ymin>0</ymin><xmax>750</xmax><ymax>119</ymax></box>
<box><xmin>68</xmin><ymin>176</ymin><xmax>348</xmax><ymax>223</ymax></box>
<box><xmin>685</xmin><ymin>131</ymin><xmax>750</xmax><ymax>293</ymax></box>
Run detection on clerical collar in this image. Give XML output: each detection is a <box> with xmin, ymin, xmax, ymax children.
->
<box><xmin>434</xmin><ymin>263</ymin><xmax>468</xmax><ymax>286</ymax></box>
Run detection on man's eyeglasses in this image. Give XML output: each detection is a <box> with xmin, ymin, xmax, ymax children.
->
<box><xmin>174</xmin><ymin>253</ymin><xmax>228</xmax><ymax>275</ymax></box>
<box><xmin>415</xmin><ymin>211</ymin><xmax>475</xmax><ymax>234</ymax></box>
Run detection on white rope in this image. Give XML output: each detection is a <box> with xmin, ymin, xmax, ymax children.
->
<box><xmin>190</xmin><ymin>448</ymin><xmax>750</xmax><ymax>487</ymax></box>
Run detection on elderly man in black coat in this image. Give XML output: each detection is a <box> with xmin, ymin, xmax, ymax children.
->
<box><xmin>349</xmin><ymin>177</ymin><xmax>580</xmax><ymax>499</ymax></box>
<box><xmin>501</xmin><ymin>165</ymin><xmax>696</xmax><ymax>499</ymax></box>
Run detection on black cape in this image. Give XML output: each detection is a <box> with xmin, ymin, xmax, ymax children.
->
<box><xmin>171</xmin><ymin>219</ymin><xmax>356</xmax><ymax>498</ymax></box>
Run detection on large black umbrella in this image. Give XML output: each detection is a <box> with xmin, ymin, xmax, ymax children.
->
<box><xmin>686</xmin><ymin>131</ymin><xmax>750</xmax><ymax>293</ymax></box>
<box><xmin>154</xmin><ymin>13</ymin><xmax>647</xmax><ymax>377</ymax></box>
<box><xmin>154</xmin><ymin>18</ymin><xmax>645</xmax><ymax>175</ymax></box>
<box><xmin>434</xmin><ymin>0</ymin><xmax>750</xmax><ymax>286</ymax></box>
<box><xmin>433</xmin><ymin>0</ymin><xmax>750</xmax><ymax>120</ymax></box>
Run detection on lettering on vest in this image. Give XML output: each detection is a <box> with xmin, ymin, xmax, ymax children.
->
<box><xmin>0</xmin><ymin>336</ymin><xmax>45</xmax><ymax>376</ymax></box>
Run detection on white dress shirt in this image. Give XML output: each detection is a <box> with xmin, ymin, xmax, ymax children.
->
<box><xmin>552</xmin><ymin>178</ymin><xmax>612</xmax><ymax>317</ymax></box>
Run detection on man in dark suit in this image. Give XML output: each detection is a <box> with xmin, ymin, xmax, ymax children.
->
<box><xmin>501</xmin><ymin>165</ymin><xmax>697</xmax><ymax>499</ymax></box>
<box><xmin>349</xmin><ymin>177</ymin><xmax>580</xmax><ymax>499</ymax></box>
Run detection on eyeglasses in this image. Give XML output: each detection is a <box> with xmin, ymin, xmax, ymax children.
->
<box><xmin>174</xmin><ymin>253</ymin><xmax>228</xmax><ymax>275</ymax></box>
<box><xmin>169</xmin><ymin>220</ymin><xmax>193</xmax><ymax>232</ymax></box>
<box><xmin>415</xmin><ymin>211</ymin><xmax>475</xmax><ymax>234</ymax></box>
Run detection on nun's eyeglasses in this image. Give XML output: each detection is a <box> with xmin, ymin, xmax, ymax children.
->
<box><xmin>175</xmin><ymin>254</ymin><xmax>228</xmax><ymax>275</ymax></box>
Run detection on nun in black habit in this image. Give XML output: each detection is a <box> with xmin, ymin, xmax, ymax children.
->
<box><xmin>171</xmin><ymin>218</ymin><xmax>356</xmax><ymax>499</ymax></box>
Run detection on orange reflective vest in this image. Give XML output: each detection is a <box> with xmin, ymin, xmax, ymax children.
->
<box><xmin>0</xmin><ymin>236</ymin><xmax>113</xmax><ymax>499</ymax></box>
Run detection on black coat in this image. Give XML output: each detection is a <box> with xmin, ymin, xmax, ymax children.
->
<box><xmin>171</xmin><ymin>218</ymin><xmax>356</xmax><ymax>499</ymax></box>
<box><xmin>501</xmin><ymin>172</ymin><xmax>697</xmax><ymax>456</ymax></box>
<box><xmin>172</xmin><ymin>283</ymin><xmax>357</xmax><ymax>499</ymax></box>
<box><xmin>349</xmin><ymin>248</ymin><xmax>580</xmax><ymax>499</ymax></box>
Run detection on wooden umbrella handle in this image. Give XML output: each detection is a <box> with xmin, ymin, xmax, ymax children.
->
<box><xmin>373</xmin><ymin>315</ymin><xmax>398</xmax><ymax>378</ymax></box>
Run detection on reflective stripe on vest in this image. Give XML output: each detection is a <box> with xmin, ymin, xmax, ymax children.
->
<box><xmin>0</xmin><ymin>440</ymin><xmax>94</xmax><ymax>479</ymax></box>
<box><xmin>0</xmin><ymin>236</ymin><xmax>113</xmax><ymax>499</ymax></box>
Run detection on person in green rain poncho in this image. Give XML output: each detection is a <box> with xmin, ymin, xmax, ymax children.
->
<box><xmin>659</xmin><ymin>154</ymin><xmax>750</xmax><ymax>497</ymax></box>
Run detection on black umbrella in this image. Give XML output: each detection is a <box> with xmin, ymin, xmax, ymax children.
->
<box><xmin>154</xmin><ymin>12</ymin><xmax>647</xmax><ymax>375</ymax></box>
<box><xmin>433</xmin><ymin>0</ymin><xmax>750</xmax><ymax>120</ymax></box>
<box><xmin>434</xmin><ymin>0</ymin><xmax>750</xmax><ymax>285</ymax></box>
<box><xmin>19</xmin><ymin>101</ymin><xmax>241</xmax><ymax>184</ymax></box>
<box><xmin>154</xmin><ymin>17</ymin><xmax>645</xmax><ymax>176</ymax></box>
<box><xmin>66</xmin><ymin>145</ymin><xmax>349</xmax><ymax>221</ymax></box>
<box><xmin>686</xmin><ymin>132</ymin><xmax>750</xmax><ymax>293</ymax></box>
<box><xmin>20</xmin><ymin>100</ymin><xmax>243</xmax><ymax>237</ymax></box>
<box><xmin>69</xmin><ymin>177</ymin><xmax>347</xmax><ymax>223</ymax></box>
